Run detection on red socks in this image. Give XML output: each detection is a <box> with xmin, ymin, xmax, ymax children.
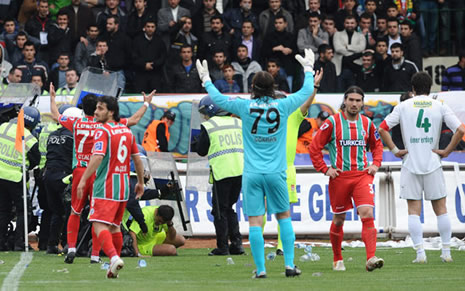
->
<box><xmin>98</xmin><ymin>229</ymin><xmax>117</xmax><ymax>259</ymax></box>
<box><xmin>91</xmin><ymin>226</ymin><xmax>101</xmax><ymax>257</ymax></box>
<box><xmin>361</xmin><ymin>217</ymin><xmax>377</xmax><ymax>260</ymax></box>
<box><xmin>66</xmin><ymin>214</ymin><xmax>80</xmax><ymax>248</ymax></box>
<box><xmin>112</xmin><ymin>232</ymin><xmax>123</xmax><ymax>256</ymax></box>
<box><xmin>330</xmin><ymin>222</ymin><xmax>344</xmax><ymax>262</ymax></box>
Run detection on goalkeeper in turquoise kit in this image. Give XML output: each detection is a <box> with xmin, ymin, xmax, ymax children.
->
<box><xmin>196</xmin><ymin>49</ymin><xmax>315</xmax><ymax>278</ymax></box>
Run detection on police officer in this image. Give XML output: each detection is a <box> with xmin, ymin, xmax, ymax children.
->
<box><xmin>0</xmin><ymin>106</ymin><xmax>41</xmax><ymax>251</ymax></box>
<box><xmin>194</xmin><ymin>96</ymin><xmax>244</xmax><ymax>256</ymax></box>
<box><xmin>36</xmin><ymin>104</ymin><xmax>72</xmax><ymax>250</ymax></box>
<box><xmin>42</xmin><ymin>107</ymin><xmax>78</xmax><ymax>254</ymax></box>
<box><xmin>142</xmin><ymin>110</ymin><xmax>176</xmax><ymax>152</ymax></box>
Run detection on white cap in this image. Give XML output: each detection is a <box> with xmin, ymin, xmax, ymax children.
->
<box><xmin>62</xmin><ymin>107</ymin><xmax>83</xmax><ymax>118</ymax></box>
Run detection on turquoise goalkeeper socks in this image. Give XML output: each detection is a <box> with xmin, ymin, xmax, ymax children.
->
<box><xmin>249</xmin><ymin>226</ymin><xmax>266</xmax><ymax>274</ymax></box>
<box><xmin>278</xmin><ymin>217</ymin><xmax>295</xmax><ymax>269</ymax></box>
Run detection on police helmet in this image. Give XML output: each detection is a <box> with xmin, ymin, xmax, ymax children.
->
<box><xmin>162</xmin><ymin>110</ymin><xmax>176</xmax><ymax>121</ymax></box>
<box><xmin>63</xmin><ymin>107</ymin><xmax>83</xmax><ymax>118</ymax></box>
<box><xmin>23</xmin><ymin>106</ymin><xmax>41</xmax><ymax>130</ymax></box>
<box><xmin>58</xmin><ymin>104</ymin><xmax>73</xmax><ymax>114</ymax></box>
<box><xmin>198</xmin><ymin>96</ymin><xmax>228</xmax><ymax>117</ymax></box>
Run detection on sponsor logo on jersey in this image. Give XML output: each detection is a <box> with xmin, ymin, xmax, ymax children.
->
<box><xmin>413</xmin><ymin>100</ymin><xmax>432</xmax><ymax>108</ymax></box>
<box><xmin>94</xmin><ymin>141</ymin><xmax>103</xmax><ymax>151</ymax></box>
<box><xmin>374</xmin><ymin>129</ymin><xmax>380</xmax><ymax>140</ymax></box>
<box><xmin>60</xmin><ymin>116</ymin><xmax>68</xmax><ymax>122</ymax></box>
<box><xmin>95</xmin><ymin>131</ymin><xmax>103</xmax><ymax>140</ymax></box>
<box><xmin>320</xmin><ymin>123</ymin><xmax>329</xmax><ymax>131</ymax></box>
<box><xmin>339</xmin><ymin>139</ymin><xmax>367</xmax><ymax>147</ymax></box>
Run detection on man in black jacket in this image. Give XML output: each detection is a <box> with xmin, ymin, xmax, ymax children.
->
<box><xmin>343</xmin><ymin>49</ymin><xmax>383</xmax><ymax>92</ymax></box>
<box><xmin>382</xmin><ymin>43</ymin><xmax>418</xmax><ymax>92</ymax></box>
<box><xmin>167</xmin><ymin>44</ymin><xmax>203</xmax><ymax>93</ymax></box>
<box><xmin>59</xmin><ymin>0</ymin><xmax>95</xmax><ymax>49</ymax></box>
<box><xmin>132</xmin><ymin>20</ymin><xmax>166</xmax><ymax>93</ymax></box>
<box><xmin>24</xmin><ymin>0</ymin><xmax>53</xmax><ymax>64</ymax></box>
<box><xmin>100</xmin><ymin>15</ymin><xmax>131</xmax><ymax>90</ymax></box>
<box><xmin>199</xmin><ymin>16</ymin><xmax>233</xmax><ymax>65</ymax></box>
<box><xmin>314</xmin><ymin>43</ymin><xmax>337</xmax><ymax>92</ymax></box>
<box><xmin>400</xmin><ymin>20</ymin><xmax>422</xmax><ymax>70</ymax></box>
<box><xmin>47</xmin><ymin>11</ymin><xmax>73</xmax><ymax>67</ymax></box>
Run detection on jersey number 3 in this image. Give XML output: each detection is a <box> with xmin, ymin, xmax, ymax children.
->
<box><xmin>250</xmin><ymin>108</ymin><xmax>280</xmax><ymax>134</ymax></box>
<box><xmin>416</xmin><ymin>109</ymin><xmax>431</xmax><ymax>133</ymax></box>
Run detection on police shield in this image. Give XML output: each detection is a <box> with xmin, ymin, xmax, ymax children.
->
<box><xmin>186</xmin><ymin>100</ymin><xmax>211</xmax><ymax>193</ymax></box>
<box><xmin>71</xmin><ymin>67</ymin><xmax>119</xmax><ymax>106</ymax></box>
<box><xmin>0</xmin><ymin>83</ymin><xmax>41</xmax><ymax>106</ymax></box>
<box><xmin>146</xmin><ymin>151</ymin><xmax>192</xmax><ymax>236</ymax></box>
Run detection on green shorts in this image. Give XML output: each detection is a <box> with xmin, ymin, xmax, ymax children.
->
<box><xmin>138</xmin><ymin>231</ymin><xmax>167</xmax><ymax>256</ymax></box>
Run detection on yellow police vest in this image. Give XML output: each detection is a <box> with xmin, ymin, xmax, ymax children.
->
<box><xmin>56</xmin><ymin>87</ymin><xmax>77</xmax><ymax>96</ymax></box>
<box><xmin>0</xmin><ymin>120</ymin><xmax>38</xmax><ymax>182</ymax></box>
<box><xmin>38</xmin><ymin>122</ymin><xmax>60</xmax><ymax>169</ymax></box>
<box><xmin>202</xmin><ymin>116</ymin><xmax>244</xmax><ymax>182</ymax></box>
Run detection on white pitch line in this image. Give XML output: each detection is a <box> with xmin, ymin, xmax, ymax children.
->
<box><xmin>1</xmin><ymin>252</ymin><xmax>33</xmax><ymax>291</ymax></box>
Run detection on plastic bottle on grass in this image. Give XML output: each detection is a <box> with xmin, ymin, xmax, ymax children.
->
<box><xmin>266</xmin><ymin>252</ymin><xmax>276</xmax><ymax>261</ymax></box>
<box><xmin>138</xmin><ymin>259</ymin><xmax>147</xmax><ymax>268</ymax></box>
<box><xmin>226</xmin><ymin>257</ymin><xmax>235</xmax><ymax>265</ymax></box>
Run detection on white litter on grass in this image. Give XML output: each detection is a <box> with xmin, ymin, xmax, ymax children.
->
<box><xmin>1</xmin><ymin>252</ymin><xmax>33</xmax><ymax>291</ymax></box>
<box><xmin>244</xmin><ymin>237</ymin><xmax>465</xmax><ymax>250</ymax></box>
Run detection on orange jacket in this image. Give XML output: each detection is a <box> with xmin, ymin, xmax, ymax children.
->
<box><xmin>296</xmin><ymin>118</ymin><xmax>318</xmax><ymax>153</ymax></box>
<box><xmin>142</xmin><ymin>120</ymin><xmax>170</xmax><ymax>152</ymax></box>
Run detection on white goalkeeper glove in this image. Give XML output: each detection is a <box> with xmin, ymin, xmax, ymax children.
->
<box><xmin>196</xmin><ymin>59</ymin><xmax>211</xmax><ymax>87</ymax></box>
<box><xmin>295</xmin><ymin>48</ymin><xmax>315</xmax><ymax>73</ymax></box>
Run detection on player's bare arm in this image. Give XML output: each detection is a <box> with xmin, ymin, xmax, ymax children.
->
<box><xmin>166</xmin><ymin>221</ymin><xmax>177</xmax><ymax>241</ymax></box>
<box><xmin>76</xmin><ymin>154</ymin><xmax>103</xmax><ymax>199</ymax></box>
<box><xmin>131</xmin><ymin>153</ymin><xmax>145</xmax><ymax>199</ymax></box>
<box><xmin>49</xmin><ymin>83</ymin><xmax>60</xmax><ymax>122</ymax></box>
<box><xmin>433</xmin><ymin>125</ymin><xmax>465</xmax><ymax>158</ymax></box>
<box><xmin>127</xmin><ymin>89</ymin><xmax>156</xmax><ymax>126</ymax></box>
<box><xmin>378</xmin><ymin>127</ymin><xmax>408</xmax><ymax>158</ymax></box>
<box><xmin>300</xmin><ymin>69</ymin><xmax>323</xmax><ymax>115</ymax></box>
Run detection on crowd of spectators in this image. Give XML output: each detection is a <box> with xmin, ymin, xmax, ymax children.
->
<box><xmin>0</xmin><ymin>0</ymin><xmax>464</xmax><ymax>94</ymax></box>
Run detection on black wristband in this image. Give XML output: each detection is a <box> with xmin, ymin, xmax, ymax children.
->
<box><xmin>167</xmin><ymin>222</ymin><xmax>174</xmax><ymax>228</ymax></box>
<box><xmin>314</xmin><ymin>85</ymin><xmax>320</xmax><ymax>90</ymax></box>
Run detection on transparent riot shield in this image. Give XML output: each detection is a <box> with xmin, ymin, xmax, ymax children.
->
<box><xmin>71</xmin><ymin>67</ymin><xmax>119</xmax><ymax>106</ymax></box>
<box><xmin>185</xmin><ymin>100</ymin><xmax>211</xmax><ymax>193</ymax></box>
<box><xmin>146</xmin><ymin>152</ymin><xmax>192</xmax><ymax>236</ymax></box>
<box><xmin>0</xmin><ymin>83</ymin><xmax>41</xmax><ymax>123</ymax></box>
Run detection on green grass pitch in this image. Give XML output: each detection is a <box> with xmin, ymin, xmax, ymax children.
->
<box><xmin>0</xmin><ymin>247</ymin><xmax>464</xmax><ymax>291</ymax></box>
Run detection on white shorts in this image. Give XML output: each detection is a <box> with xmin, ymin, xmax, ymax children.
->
<box><xmin>399</xmin><ymin>167</ymin><xmax>446</xmax><ymax>200</ymax></box>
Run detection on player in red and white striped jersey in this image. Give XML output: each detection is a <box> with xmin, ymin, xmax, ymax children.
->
<box><xmin>309</xmin><ymin>86</ymin><xmax>384</xmax><ymax>272</ymax></box>
<box><xmin>379</xmin><ymin>72</ymin><xmax>465</xmax><ymax>264</ymax></box>
<box><xmin>49</xmin><ymin>84</ymin><xmax>154</xmax><ymax>264</ymax></box>
<box><xmin>77</xmin><ymin>96</ymin><xmax>145</xmax><ymax>279</ymax></box>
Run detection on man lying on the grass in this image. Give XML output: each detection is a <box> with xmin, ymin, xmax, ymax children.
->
<box><xmin>126</xmin><ymin>205</ymin><xmax>185</xmax><ymax>256</ymax></box>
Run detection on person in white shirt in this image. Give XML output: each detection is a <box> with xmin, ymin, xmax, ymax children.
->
<box><xmin>378</xmin><ymin>72</ymin><xmax>465</xmax><ymax>264</ymax></box>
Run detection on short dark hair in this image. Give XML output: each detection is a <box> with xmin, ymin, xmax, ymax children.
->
<box><xmin>344</xmin><ymin>15</ymin><xmax>357</xmax><ymax>22</ymax></box>
<box><xmin>376</xmin><ymin>38</ymin><xmax>388</xmax><ymax>46</ymax></box>
<box><xmin>107</xmin><ymin>15</ymin><xmax>119</xmax><ymax>25</ymax></box>
<box><xmin>275</xmin><ymin>15</ymin><xmax>287</xmax><ymax>22</ymax></box>
<box><xmin>377</xmin><ymin>14</ymin><xmax>388</xmax><ymax>21</ymax></box>
<box><xmin>213</xmin><ymin>49</ymin><xmax>225</xmax><ymax>56</ymax></box>
<box><xmin>16</xmin><ymin>31</ymin><xmax>27</xmax><ymax>38</ymax></box>
<box><xmin>365</xmin><ymin>0</ymin><xmax>376</xmax><ymax>5</ymax></box>
<box><xmin>323</xmin><ymin>15</ymin><xmax>335</xmax><ymax>22</ymax></box>
<box><xmin>3</xmin><ymin>17</ymin><xmax>15</xmax><ymax>24</ymax></box>
<box><xmin>158</xmin><ymin>205</ymin><xmax>174</xmax><ymax>222</ymax></box>
<box><xmin>144</xmin><ymin>19</ymin><xmax>156</xmax><ymax>26</ymax></box>
<box><xmin>57</xmin><ymin>10</ymin><xmax>69</xmax><ymax>18</ymax></box>
<box><xmin>400</xmin><ymin>20</ymin><xmax>414</xmax><ymax>30</ymax></box>
<box><xmin>81</xmin><ymin>94</ymin><xmax>98</xmax><ymax>116</ymax></box>
<box><xmin>87</xmin><ymin>24</ymin><xmax>98</xmax><ymax>31</ymax></box>
<box><xmin>308</xmin><ymin>12</ymin><xmax>321</xmax><ymax>20</ymax></box>
<box><xmin>180</xmin><ymin>44</ymin><xmax>192</xmax><ymax>51</ymax></box>
<box><xmin>386</xmin><ymin>2</ymin><xmax>398</xmax><ymax>9</ymax></box>
<box><xmin>23</xmin><ymin>41</ymin><xmax>35</xmax><ymax>49</ymax></box>
<box><xmin>400</xmin><ymin>91</ymin><xmax>412</xmax><ymax>102</ymax></box>
<box><xmin>237</xmin><ymin>44</ymin><xmax>248</xmax><ymax>52</ymax></box>
<box><xmin>267</xmin><ymin>58</ymin><xmax>281</xmax><ymax>67</ymax></box>
<box><xmin>242</xmin><ymin>20</ymin><xmax>253</xmax><ymax>27</ymax></box>
<box><xmin>9</xmin><ymin>66</ymin><xmax>20</xmax><ymax>74</ymax></box>
<box><xmin>411</xmin><ymin>72</ymin><xmax>432</xmax><ymax>95</ymax></box>
<box><xmin>57</xmin><ymin>52</ymin><xmax>70</xmax><ymax>59</ymax></box>
<box><xmin>96</xmin><ymin>39</ymin><xmax>108</xmax><ymax>45</ymax></box>
<box><xmin>210</xmin><ymin>15</ymin><xmax>223</xmax><ymax>23</ymax></box>
<box><xmin>98</xmin><ymin>95</ymin><xmax>120</xmax><ymax>122</ymax></box>
<box><xmin>318</xmin><ymin>43</ymin><xmax>332</xmax><ymax>54</ymax></box>
<box><xmin>360</xmin><ymin>12</ymin><xmax>371</xmax><ymax>20</ymax></box>
<box><xmin>390</xmin><ymin>42</ymin><xmax>403</xmax><ymax>51</ymax></box>
<box><xmin>251</xmin><ymin>71</ymin><xmax>276</xmax><ymax>99</ymax></box>
<box><xmin>222</xmin><ymin>64</ymin><xmax>234</xmax><ymax>72</ymax></box>
<box><xmin>387</xmin><ymin>17</ymin><xmax>399</xmax><ymax>24</ymax></box>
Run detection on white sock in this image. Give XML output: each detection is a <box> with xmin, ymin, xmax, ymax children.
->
<box><xmin>68</xmin><ymin>247</ymin><xmax>76</xmax><ymax>253</ymax></box>
<box><xmin>437</xmin><ymin>213</ymin><xmax>451</xmax><ymax>256</ymax></box>
<box><xmin>91</xmin><ymin>255</ymin><xmax>100</xmax><ymax>262</ymax></box>
<box><xmin>110</xmin><ymin>255</ymin><xmax>120</xmax><ymax>264</ymax></box>
<box><xmin>408</xmin><ymin>215</ymin><xmax>424</xmax><ymax>255</ymax></box>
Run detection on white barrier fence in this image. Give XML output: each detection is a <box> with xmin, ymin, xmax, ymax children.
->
<box><xmin>175</xmin><ymin>163</ymin><xmax>465</xmax><ymax>237</ymax></box>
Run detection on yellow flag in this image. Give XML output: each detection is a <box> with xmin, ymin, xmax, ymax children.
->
<box><xmin>15</xmin><ymin>108</ymin><xmax>24</xmax><ymax>153</ymax></box>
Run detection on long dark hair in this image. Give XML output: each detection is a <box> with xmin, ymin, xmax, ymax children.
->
<box><xmin>99</xmin><ymin>95</ymin><xmax>120</xmax><ymax>122</ymax></box>
<box><xmin>251</xmin><ymin>71</ymin><xmax>276</xmax><ymax>100</ymax></box>
<box><xmin>340</xmin><ymin>85</ymin><xmax>365</xmax><ymax>110</ymax></box>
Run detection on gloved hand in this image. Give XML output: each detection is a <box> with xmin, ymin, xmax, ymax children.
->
<box><xmin>196</xmin><ymin>59</ymin><xmax>212</xmax><ymax>86</ymax></box>
<box><xmin>295</xmin><ymin>48</ymin><xmax>315</xmax><ymax>73</ymax></box>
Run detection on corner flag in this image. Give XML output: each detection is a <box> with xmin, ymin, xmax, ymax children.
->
<box><xmin>15</xmin><ymin>108</ymin><xmax>25</xmax><ymax>152</ymax></box>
